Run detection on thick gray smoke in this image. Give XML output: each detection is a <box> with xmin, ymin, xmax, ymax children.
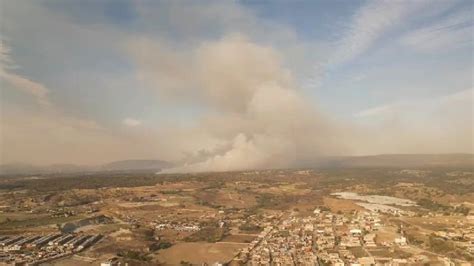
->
<box><xmin>129</xmin><ymin>34</ymin><xmax>347</xmax><ymax>172</ymax></box>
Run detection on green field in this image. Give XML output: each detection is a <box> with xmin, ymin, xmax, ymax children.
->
<box><xmin>0</xmin><ymin>213</ymin><xmax>85</xmax><ymax>230</ymax></box>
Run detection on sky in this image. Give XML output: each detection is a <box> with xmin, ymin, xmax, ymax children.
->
<box><xmin>0</xmin><ymin>0</ymin><xmax>473</xmax><ymax>171</ymax></box>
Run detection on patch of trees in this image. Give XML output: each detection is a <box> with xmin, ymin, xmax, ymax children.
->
<box><xmin>203</xmin><ymin>181</ymin><xmax>225</xmax><ymax>190</ymax></box>
<box><xmin>238</xmin><ymin>223</ymin><xmax>262</xmax><ymax>233</ymax></box>
<box><xmin>161</xmin><ymin>190</ymin><xmax>181</xmax><ymax>194</ymax></box>
<box><xmin>418</xmin><ymin>198</ymin><xmax>470</xmax><ymax>215</ymax></box>
<box><xmin>117</xmin><ymin>250</ymin><xmax>151</xmax><ymax>261</ymax></box>
<box><xmin>3</xmin><ymin>173</ymin><xmax>190</xmax><ymax>192</ymax></box>
<box><xmin>184</xmin><ymin>226</ymin><xmax>227</xmax><ymax>243</ymax></box>
<box><xmin>427</xmin><ymin>235</ymin><xmax>471</xmax><ymax>260</ymax></box>
<box><xmin>149</xmin><ymin>241</ymin><xmax>172</xmax><ymax>251</ymax></box>
<box><xmin>453</xmin><ymin>205</ymin><xmax>470</xmax><ymax>216</ymax></box>
<box><xmin>255</xmin><ymin>193</ymin><xmax>295</xmax><ymax>210</ymax></box>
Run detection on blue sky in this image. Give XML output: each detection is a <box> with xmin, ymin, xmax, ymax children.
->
<box><xmin>0</xmin><ymin>0</ymin><xmax>472</xmax><ymax>168</ymax></box>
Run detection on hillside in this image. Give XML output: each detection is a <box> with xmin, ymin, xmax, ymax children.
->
<box><xmin>317</xmin><ymin>154</ymin><xmax>474</xmax><ymax>168</ymax></box>
<box><xmin>1</xmin><ymin>154</ymin><xmax>472</xmax><ymax>176</ymax></box>
<box><xmin>100</xmin><ymin>160</ymin><xmax>174</xmax><ymax>171</ymax></box>
<box><xmin>0</xmin><ymin>160</ymin><xmax>174</xmax><ymax>176</ymax></box>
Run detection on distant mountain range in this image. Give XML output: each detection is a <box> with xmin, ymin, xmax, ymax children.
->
<box><xmin>0</xmin><ymin>160</ymin><xmax>174</xmax><ymax>176</ymax></box>
<box><xmin>1</xmin><ymin>154</ymin><xmax>472</xmax><ymax>176</ymax></box>
<box><xmin>100</xmin><ymin>160</ymin><xmax>174</xmax><ymax>171</ymax></box>
<box><xmin>314</xmin><ymin>153</ymin><xmax>474</xmax><ymax>168</ymax></box>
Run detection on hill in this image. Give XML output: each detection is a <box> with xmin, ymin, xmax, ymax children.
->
<box><xmin>100</xmin><ymin>160</ymin><xmax>173</xmax><ymax>171</ymax></box>
<box><xmin>0</xmin><ymin>160</ymin><xmax>174</xmax><ymax>176</ymax></box>
<box><xmin>316</xmin><ymin>154</ymin><xmax>474</xmax><ymax>168</ymax></box>
<box><xmin>1</xmin><ymin>154</ymin><xmax>472</xmax><ymax>176</ymax></box>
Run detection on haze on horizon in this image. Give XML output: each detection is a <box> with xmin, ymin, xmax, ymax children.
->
<box><xmin>0</xmin><ymin>0</ymin><xmax>473</xmax><ymax>172</ymax></box>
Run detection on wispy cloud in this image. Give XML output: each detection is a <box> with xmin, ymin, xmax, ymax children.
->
<box><xmin>0</xmin><ymin>71</ymin><xmax>51</xmax><ymax>107</ymax></box>
<box><xmin>123</xmin><ymin>118</ymin><xmax>142</xmax><ymax>127</ymax></box>
<box><xmin>0</xmin><ymin>41</ymin><xmax>51</xmax><ymax>107</ymax></box>
<box><xmin>352</xmin><ymin>88</ymin><xmax>473</xmax><ymax>154</ymax></box>
<box><xmin>0</xmin><ymin>41</ymin><xmax>14</xmax><ymax>68</ymax></box>
<box><xmin>354</xmin><ymin>104</ymin><xmax>396</xmax><ymax>118</ymax></box>
<box><xmin>330</xmin><ymin>0</ymin><xmax>460</xmax><ymax>66</ymax></box>
<box><xmin>355</xmin><ymin>88</ymin><xmax>473</xmax><ymax>119</ymax></box>
<box><xmin>400</xmin><ymin>9</ymin><xmax>473</xmax><ymax>52</ymax></box>
<box><xmin>331</xmin><ymin>0</ymin><xmax>421</xmax><ymax>66</ymax></box>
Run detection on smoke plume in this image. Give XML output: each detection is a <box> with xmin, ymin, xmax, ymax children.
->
<box><xmin>129</xmin><ymin>34</ymin><xmax>346</xmax><ymax>172</ymax></box>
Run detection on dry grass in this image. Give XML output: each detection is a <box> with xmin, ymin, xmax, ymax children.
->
<box><xmin>400</xmin><ymin>216</ymin><xmax>473</xmax><ymax>231</ymax></box>
<box><xmin>323</xmin><ymin>197</ymin><xmax>364</xmax><ymax>213</ymax></box>
<box><xmin>221</xmin><ymin>234</ymin><xmax>256</xmax><ymax>243</ymax></box>
<box><xmin>375</xmin><ymin>225</ymin><xmax>399</xmax><ymax>243</ymax></box>
<box><xmin>155</xmin><ymin>242</ymin><xmax>243</xmax><ymax>264</ymax></box>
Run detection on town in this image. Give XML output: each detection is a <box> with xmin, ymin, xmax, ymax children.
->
<box><xmin>0</xmin><ymin>167</ymin><xmax>473</xmax><ymax>265</ymax></box>
<box><xmin>233</xmin><ymin>209</ymin><xmax>474</xmax><ymax>265</ymax></box>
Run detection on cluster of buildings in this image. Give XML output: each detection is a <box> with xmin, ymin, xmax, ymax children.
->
<box><xmin>234</xmin><ymin>210</ymin><xmax>388</xmax><ymax>265</ymax></box>
<box><xmin>0</xmin><ymin>233</ymin><xmax>101</xmax><ymax>264</ymax></box>
<box><xmin>230</xmin><ymin>208</ymin><xmax>468</xmax><ymax>265</ymax></box>
<box><xmin>154</xmin><ymin>221</ymin><xmax>201</xmax><ymax>232</ymax></box>
<box><xmin>433</xmin><ymin>226</ymin><xmax>474</xmax><ymax>256</ymax></box>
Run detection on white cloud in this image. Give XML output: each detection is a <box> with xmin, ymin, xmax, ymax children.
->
<box><xmin>123</xmin><ymin>118</ymin><xmax>142</xmax><ymax>127</ymax></box>
<box><xmin>354</xmin><ymin>104</ymin><xmax>396</xmax><ymax>118</ymax></box>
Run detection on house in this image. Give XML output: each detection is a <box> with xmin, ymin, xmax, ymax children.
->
<box><xmin>101</xmin><ymin>257</ymin><xmax>121</xmax><ymax>266</ymax></box>
<box><xmin>350</xmin><ymin>228</ymin><xmax>362</xmax><ymax>236</ymax></box>
<box><xmin>358</xmin><ymin>257</ymin><xmax>375</xmax><ymax>265</ymax></box>
<box><xmin>394</xmin><ymin>236</ymin><xmax>407</xmax><ymax>246</ymax></box>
